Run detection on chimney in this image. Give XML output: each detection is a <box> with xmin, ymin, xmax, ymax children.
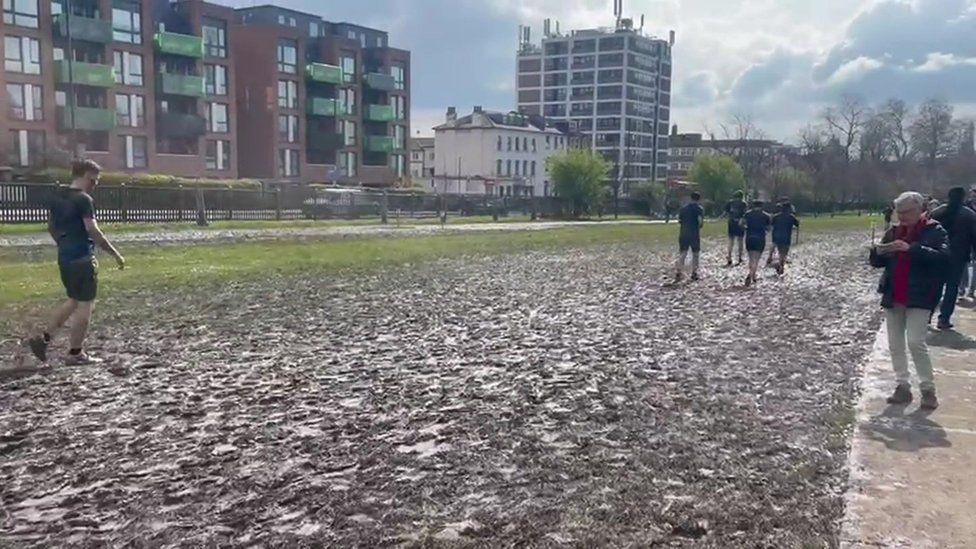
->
<box><xmin>446</xmin><ymin>106</ymin><xmax>456</xmax><ymax>123</ymax></box>
<box><xmin>669</xmin><ymin>30</ymin><xmax>676</xmax><ymax>45</ymax></box>
<box><xmin>473</xmin><ymin>105</ymin><xmax>483</xmax><ymax>113</ymax></box>
<box><xmin>671</xmin><ymin>124</ymin><xmax>678</xmax><ymax>136</ymax></box>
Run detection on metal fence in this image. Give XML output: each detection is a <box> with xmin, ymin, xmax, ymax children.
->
<box><xmin>0</xmin><ymin>182</ymin><xmax>647</xmax><ymax>225</ymax></box>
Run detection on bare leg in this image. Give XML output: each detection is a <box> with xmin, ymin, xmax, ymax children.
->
<box><xmin>691</xmin><ymin>252</ymin><xmax>700</xmax><ymax>276</ymax></box>
<box><xmin>42</xmin><ymin>299</ymin><xmax>79</xmax><ymax>338</ymax></box>
<box><xmin>736</xmin><ymin>237</ymin><xmax>744</xmax><ymax>264</ymax></box>
<box><xmin>68</xmin><ymin>301</ymin><xmax>95</xmax><ymax>351</ymax></box>
<box><xmin>676</xmin><ymin>250</ymin><xmax>688</xmax><ymax>276</ymax></box>
<box><xmin>749</xmin><ymin>251</ymin><xmax>761</xmax><ymax>281</ymax></box>
<box><xmin>779</xmin><ymin>247</ymin><xmax>790</xmax><ymax>272</ymax></box>
<box><xmin>766</xmin><ymin>246</ymin><xmax>776</xmax><ymax>265</ymax></box>
<box><xmin>726</xmin><ymin>238</ymin><xmax>734</xmax><ymax>263</ymax></box>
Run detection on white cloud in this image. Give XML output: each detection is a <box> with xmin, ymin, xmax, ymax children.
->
<box><xmin>826</xmin><ymin>56</ymin><xmax>885</xmax><ymax>85</ymax></box>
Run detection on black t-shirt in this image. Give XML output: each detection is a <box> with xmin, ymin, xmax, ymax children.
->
<box><xmin>50</xmin><ymin>188</ymin><xmax>95</xmax><ymax>264</ymax></box>
<box><xmin>743</xmin><ymin>209</ymin><xmax>772</xmax><ymax>239</ymax></box>
<box><xmin>725</xmin><ymin>199</ymin><xmax>747</xmax><ymax>222</ymax></box>
<box><xmin>678</xmin><ymin>202</ymin><xmax>704</xmax><ymax>236</ymax></box>
<box><xmin>771</xmin><ymin>212</ymin><xmax>799</xmax><ymax>243</ymax></box>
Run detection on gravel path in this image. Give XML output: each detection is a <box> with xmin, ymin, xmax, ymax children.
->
<box><xmin>0</xmin><ymin>233</ymin><xmax>880</xmax><ymax>547</ymax></box>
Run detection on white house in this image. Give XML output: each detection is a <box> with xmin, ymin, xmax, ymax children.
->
<box><xmin>432</xmin><ymin>106</ymin><xmax>576</xmax><ymax>197</ymax></box>
<box><xmin>409</xmin><ymin>137</ymin><xmax>435</xmax><ymax>186</ymax></box>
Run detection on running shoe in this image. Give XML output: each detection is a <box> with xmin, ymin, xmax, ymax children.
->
<box><xmin>27</xmin><ymin>336</ymin><xmax>48</xmax><ymax>363</ymax></box>
<box><xmin>65</xmin><ymin>352</ymin><xmax>105</xmax><ymax>366</ymax></box>
<box><xmin>920</xmin><ymin>390</ymin><xmax>939</xmax><ymax>411</ymax></box>
<box><xmin>886</xmin><ymin>384</ymin><xmax>912</xmax><ymax>405</ymax></box>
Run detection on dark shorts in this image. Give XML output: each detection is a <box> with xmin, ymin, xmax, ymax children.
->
<box><xmin>774</xmin><ymin>242</ymin><xmax>791</xmax><ymax>256</ymax></box>
<box><xmin>59</xmin><ymin>257</ymin><xmax>98</xmax><ymax>302</ymax></box>
<box><xmin>745</xmin><ymin>236</ymin><xmax>766</xmax><ymax>252</ymax></box>
<box><xmin>728</xmin><ymin>220</ymin><xmax>745</xmax><ymax>238</ymax></box>
<box><xmin>679</xmin><ymin>233</ymin><xmax>701</xmax><ymax>253</ymax></box>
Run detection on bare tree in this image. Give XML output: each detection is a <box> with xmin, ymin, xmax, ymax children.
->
<box><xmin>707</xmin><ymin>112</ymin><xmax>778</xmax><ymax>193</ymax></box>
<box><xmin>822</xmin><ymin>94</ymin><xmax>867</xmax><ymax>163</ymax></box>
<box><xmin>860</xmin><ymin>112</ymin><xmax>888</xmax><ymax>163</ymax></box>
<box><xmin>878</xmin><ymin>98</ymin><xmax>912</xmax><ymax>161</ymax></box>
<box><xmin>910</xmin><ymin>98</ymin><xmax>960</xmax><ymax>173</ymax></box>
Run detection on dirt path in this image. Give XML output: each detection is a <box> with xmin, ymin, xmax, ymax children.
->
<box><xmin>0</xmin><ymin>234</ymin><xmax>879</xmax><ymax>546</ymax></box>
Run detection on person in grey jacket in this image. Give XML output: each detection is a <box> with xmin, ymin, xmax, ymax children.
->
<box><xmin>929</xmin><ymin>186</ymin><xmax>976</xmax><ymax>330</ymax></box>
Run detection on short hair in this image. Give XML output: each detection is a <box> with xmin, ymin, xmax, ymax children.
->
<box><xmin>751</xmin><ymin>199</ymin><xmax>764</xmax><ymax>207</ymax></box>
<box><xmin>71</xmin><ymin>159</ymin><xmax>102</xmax><ymax>178</ymax></box>
<box><xmin>734</xmin><ymin>190</ymin><xmax>744</xmax><ymax>198</ymax></box>
<box><xmin>690</xmin><ymin>191</ymin><xmax>701</xmax><ymax>201</ymax></box>
<box><xmin>894</xmin><ymin>191</ymin><xmax>925</xmax><ymax>211</ymax></box>
<box><xmin>948</xmin><ymin>186</ymin><xmax>966</xmax><ymax>203</ymax></box>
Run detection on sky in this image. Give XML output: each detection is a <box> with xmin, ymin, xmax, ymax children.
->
<box><xmin>216</xmin><ymin>0</ymin><xmax>976</xmax><ymax>143</ymax></box>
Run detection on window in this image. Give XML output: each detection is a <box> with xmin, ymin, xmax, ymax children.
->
<box><xmin>112</xmin><ymin>1</ymin><xmax>142</xmax><ymax>44</ymax></box>
<box><xmin>289</xmin><ymin>17</ymin><xmax>296</xmax><ymax>27</ymax></box>
<box><xmin>339</xmin><ymin>151</ymin><xmax>357</xmax><ymax>177</ymax></box>
<box><xmin>202</xmin><ymin>18</ymin><xmax>227</xmax><ymax>58</ymax></box>
<box><xmin>277</xmin><ymin>80</ymin><xmax>298</xmax><ymax>109</ymax></box>
<box><xmin>278</xmin><ymin>15</ymin><xmax>285</xmax><ymax>25</ymax></box>
<box><xmin>4</xmin><ymin>36</ymin><xmax>40</xmax><ymax>74</ymax></box>
<box><xmin>338</xmin><ymin>88</ymin><xmax>356</xmax><ymax>115</ymax></box>
<box><xmin>393</xmin><ymin>125</ymin><xmax>405</xmax><ymax>149</ymax></box>
<box><xmin>523</xmin><ymin>160</ymin><xmax>529</xmax><ymax>176</ymax></box>
<box><xmin>120</xmin><ymin>135</ymin><xmax>147</xmax><ymax>169</ymax></box>
<box><xmin>506</xmin><ymin>159</ymin><xmax>511</xmax><ymax>176</ymax></box>
<box><xmin>343</xmin><ymin>120</ymin><xmax>356</xmax><ymax>147</ymax></box>
<box><xmin>113</xmin><ymin>51</ymin><xmax>143</xmax><ymax>86</ymax></box>
<box><xmin>115</xmin><ymin>94</ymin><xmax>144</xmax><ymax>127</ymax></box>
<box><xmin>532</xmin><ymin>138</ymin><xmax>537</xmax><ymax>152</ymax></box>
<box><xmin>6</xmin><ymin>83</ymin><xmax>42</xmax><ymax>121</ymax></box>
<box><xmin>523</xmin><ymin>137</ymin><xmax>528</xmax><ymax>151</ymax></box>
<box><xmin>206</xmin><ymin>140</ymin><xmax>231</xmax><ymax>171</ymax></box>
<box><xmin>277</xmin><ymin>39</ymin><xmax>297</xmax><ymax>74</ymax></box>
<box><xmin>391</xmin><ymin>64</ymin><xmax>405</xmax><ymax>90</ymax></box>
<box><xmin>507</xmin><ymin>137</ymin><xmax>512</xmax><ymax>151</ymax></box>
<box><xmin>531</xmin><ymin>161</ymin><xmax>537</xmax><ymax>176</ymax></box>
<box><xmin>546</xmin><ymin>136</ymin><xmax>550</xmax><ymax>150</ymax></box>
<box><xmin>8</xmin><ymin>129</ymin><xmax>45</xmax><ymax>167</ymax></box>
<box><xmin>205</xmin><ymin>64</ymin><xmax>228</xmax><ymax>96</ymax></box>
<box><xmin>496</xmin><ymin>159</ymin><xmax>502</xmax><ymax>175</ymax></box>
<box><xmin>208</xmin><ymin>103</ymin><xmax>229</xmax><ymax>133</ymax></box>
<box><xmin>278</xmin><ymin>114</ymin><xmax>297</xmax><ymax>143</ymax></box>
<box><xmin>515</xmin><ymin>137</ymin><xmax>520</xmax><ymax>152</ymax></box>
<box><xmin>496</xmin><ymin>136</ymin><xmax>502</xmax><ymax>151</ymax></box>
<box><xmin>278</xmin><ymin>148</ymin><xmax>299</xmax><ymax>177</ymax></box>
<box><xmin>390</xmin><ymin>154</ymin><xmax>405</xmax><ymax>177</ymax></box>
<box><xmin>340</xmin><ymin>55</ymin><xmax>355</xmax><ymax>83</ymax></box>
<box><xmin>514</xmin><ymin>161</ymin><xmax>520</xmax><ymax>176</ymax></box>
<box><xmin>392</xmin><ymin>96</ymin><xmax>406</xmax><ymax>120</ymax></box>
<box><xmin>3</xmin><ymin>0</ymin><xmax>38</xmax><ymax>28</ymax></box>
<box><xmin>309</xmin><ymin>21</ymin><xmax>319</xmax><ymax>37</ymax></box>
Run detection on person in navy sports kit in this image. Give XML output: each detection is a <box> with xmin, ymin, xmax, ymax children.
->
<box><xmin>723</xmin><ymin>190</ymin><xmax>748</xmax><ymax>266</ymax></box>
<box><xmin>742</xmin><ymin>200</ymin><xmax>772</xmax><ymax>286</ymax></box>
<box><xmin>675</xmin><ymin>191</ymin><xmax>705</xmax><ymax>282</ymax></box>
<box><xmin>769</xmin><ymin>201</ymin><xmax>800</xmax><ymax>275</ymax></box>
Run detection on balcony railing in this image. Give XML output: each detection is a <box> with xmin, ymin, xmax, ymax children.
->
<box><xmin>306</xmin><ymin>63</ymin><xmax>343</xmax><ymax>84</ymax></box>
<box><xmin>307</xmin><ymin>97</ymin><xmax>344</xmax><ymax>117</ymax></box>
<box><xmin>54</xmin><ymin>60</ymin><xmax>115</xmax><ymax>87</ymax></box>
<box><xmin>158</xmin><ymin>73</ymin><xmax>206</xmax><ymax>97</ymax></box>
<box><xmin>363</xmin><ymin>72</ymin><xmax>395</xmax><ymax>91</ymax></box>
<box><xmin>158</xmin><ymin>112</ymin><xmax>207</xmax><ymax>138</ymax></box>
<box><xmin>154</xmin><ymin>31</ymin><xmax>204</xmax><ymax>58</ymax></box>
<box><xmin>365</xmin><ymin>136</ymin><xmax>395</xmax><ymax>153</ymax></box>
<box><xmin>57</xmin><ymin>106</ymin><xmax>116</xmax><ymax>132</ymax></box>
<box><xmin>365</xmin><ymin>104</ymin><xmax>395</xmax><ymax>122</ymax></box>
<box><xmin>53</xmin><ymin>14</ymin><xmax>112</xmax><ymax>43</ymax></box>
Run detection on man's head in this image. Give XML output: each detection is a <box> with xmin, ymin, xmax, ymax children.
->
<box><xmin>690</xmin><ymin>191</ymin><xmax>701</xmax><ymax>203</ymax></box>
<box><xmin>734</xmin><ymin>190</ymin><xmax>744</xmax><ymax>200</ymax></box>
<box><xmin>894</xmin><ymin>191</ymin><xmax>926</xmax><ymax>226</ymax></box>
<box><xmin>780</xmin><ymin>200</ymin><xmax>792</xmax><ymax>213</ymax></box>
<box><xmin>751</xmin><ymin>199</ymin><xmax>764</xmax><ymax>210</ymax></box>
<box><xmin>947</xmin><ymin>186</ymin><xmax>966</xmax><ymax>206</ymax></box>
<box><xmin>71</xmin><ymin>159</ymin><xmax>101</xmax><ymax>192</ymax></box>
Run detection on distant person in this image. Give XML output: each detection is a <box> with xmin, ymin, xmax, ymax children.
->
<box><xmin>769</xmin><ymin>201</ymin><xmax>800</xmax><ymax>275</ymax></box>
<box><xmin>869</xmin><ymin>191</ymin><xmax>949</xmax><ymax>410</ymax></box>
<box><xmin>723</xmin><ymin>190</ymin><xmax>747</xmax><ymax>266</ymax></box>
<box><xmin>675</xmin><ymin>191</ymin><xmax>705</xmax><ymax>282</ymax></box>
<box><xmin>27</xmin><ymin>160</ymin><xmax>125</xmax><ymax>366</ymax></box>
<box><xmin>883</xmin><ymin>204</ymin><xmax>894</xmax><ymax>227</ymax></box>
<box><xmin>925</xmin><ymin>195</ymin><xmax>940</xmax><ymax>215</ymax></box>
<box><xmin>742</xmin><ymin>200</ymin><xmax>772</xmax><ymax>287</ymax></box>
<box><xmin>929</xmin><ymin>186</ymin><xmax>976</xmax><ymax>330</ymax></box>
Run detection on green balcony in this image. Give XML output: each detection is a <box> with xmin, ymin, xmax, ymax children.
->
<box><xmin>57</xmin><ymin>106</ymin><xmax>116</xmax><ymax>132</ymax></box>
<box><xmin>363</xmin><ymin>72</ymin><xmax>396</xmax><ymax>91</ymax></box>
<box><xmin>53</xmin><ymin>14</ymin><xmax>112</xmax><ymax>43</ymax></box>
<box><xmin>154</xmin><ymin>31</ymin><xmax>204</xmax><ymax>58</ymax></box>
<box><xmin>306</xmin><ymin>63</ymin><xmax>343</xmax><ymax>84</ymax></box>
<box><xmin>54</xmin><ymin>60</ymin><xmax>115</xmax><ymax>87</ymax></box>
<box><xmin>158</xmin><ymin>73</ymin><xmax>206</xmax><ymax>97</ymax></box>
<box><xmin>365</xmin><ymin>104</ymin><xmax>395</xmax><ymax>122</ymax></box>
<box><xmin>307</xmin><ymin>97</ymin><xmax>344</xmax><ymax>117</ymax></box>
<box><xmin>366</xmin><ymin>136</ymin><xmax>395</xmax><ymax>153</ymax></box>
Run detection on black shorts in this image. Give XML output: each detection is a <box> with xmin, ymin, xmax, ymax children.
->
<box><xmin>679</xmin><ymin>234</ymin><xmax>701</xmax><ymax>253</ymax></box>
<box><xmin>59</xmin><ymin>257</ymin><xmax>98</xmax><ymax>302</ymax></box>
<box><xmin>728</xmin><ymin>220</ymin><xmax>745</xmax><ymax>238</ymax></box>
<box><xmin>745</xmin><ymin>236</ymin><xmax>766</xmax><ymax>253</ymax></box>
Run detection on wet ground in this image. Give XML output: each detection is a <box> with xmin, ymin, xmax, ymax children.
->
<box><xmin>0</xmin><ymin>233</ymin><xmax>880</xmax><ymax>547</ymax></box>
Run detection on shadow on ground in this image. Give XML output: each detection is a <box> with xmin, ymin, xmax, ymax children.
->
<box><xmin>861</xmin><ymin>405</ymin><xmax>952</xmax><ymax>453</ymax></box>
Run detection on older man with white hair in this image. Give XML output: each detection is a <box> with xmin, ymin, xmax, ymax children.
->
<box><xmin>870</xmin><ymin>191</ymin><xmax>950</xmax><ymax>410</ymax></box>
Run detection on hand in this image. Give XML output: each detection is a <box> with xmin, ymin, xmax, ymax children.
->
<box><xmin>115</xmin><ymin>255</ymin><xmax>126</xmax><ymax>270</ymax></box>
<box><xmin>890</xmin><ymin>240</ymin><xmax>911</xmax><ymax>253</ymax></box>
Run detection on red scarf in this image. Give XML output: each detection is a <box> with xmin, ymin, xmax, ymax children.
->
<box><xmin>891</xmin><ymin>218</ymin><xmax>926</xmax><ymax>306</ymax></box>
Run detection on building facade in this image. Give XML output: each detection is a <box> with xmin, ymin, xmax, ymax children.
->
<box><xmin>233</xmin><ymin>6</ymin><xmax>410</xmax><ymax>186</ymax></box>
<box><xmin>432</xmin><ymin>106</ymin><xmax>574</xmax><ymax>197</ymax></box>
<box><xmin>667</xmin><ymin>127</ymin><xmax>797</xmax><ymax>181</ymax></box>
<box><xmin>1</xmin><ymin>0</ymin><xmax>239</xmax><ymax>177</ymax></box>
<box><xmin>409</xmin><ymin>136</ymin><xmax>433</xmax><ymax>183</ymax></box>
<box><xmin>516</xmin><ymin>19</ymin><xmax>673</xmax><ymax>193</ymax></box>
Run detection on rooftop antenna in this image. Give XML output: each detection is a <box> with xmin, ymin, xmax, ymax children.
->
<box><xmin>614</xmin><ymin>0</ymin><xmax>623</xmax><ymax>28</ymax></box>
<box><xmin>640</xmin><ymin>14</ymin><xmax>644</xmax><ymax>32</ymax></box>
<box><xmin>555</xmin><ymin>20</ymin><xmax>560</xmax><ymax>35</ymax></box>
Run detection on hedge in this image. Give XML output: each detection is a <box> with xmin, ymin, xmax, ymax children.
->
<box><xmin>28</xmin><ymin>168</ymin><xmax>262</xmax><ymax>190</ymax></box>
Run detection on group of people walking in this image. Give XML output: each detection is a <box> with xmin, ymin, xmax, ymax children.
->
<box><xmin>674</xmin><ymin>190</ymin><xmax>799</xmax><ymax>286</ymax></box>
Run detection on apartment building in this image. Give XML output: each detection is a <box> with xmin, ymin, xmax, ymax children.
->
<box><xmin>667</xmin><ymin>127</ymin><xmax>798</xmax><ymax>181</ymax></box>
<box><xmin>233</xmin><ymin>6</ymin><xmax>410</xmax><ymax>186</ymax></box>
<box><xmin>516</xmin><ymin>18</ymin><xmax>674</xmax><ymax>193</ymax></box>
<box><xmin>409</xmin><ymin>136</ymin><xmax>434</xmax><ymax>183</ymax></box>
<box><xmin>432</xmin><ymin>106</ymin><xmax>577</xmax><ymax>197</ymax></box>
<box><xmin>1</xmin><ymin>0</ymin><xmax>238</xmax><ymax>177</ymax></box>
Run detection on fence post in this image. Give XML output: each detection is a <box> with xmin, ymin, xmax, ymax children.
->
<box><xmin>275</xmin><ymin>187</ymin><xmax>282</xmax><ymax>221</ymax></box>
<box><xmin>196</xmin><ymin>187</ymin><xmax>208</xmax><ymax>226</ymax></box>
<box><xmin>350</xmin><ymin>192</ymin><xmax>357</xmax><ymax>219</ymax></box>
<box><xmin>120</xmin><ymin>182</ymin><xmax>128</xmax><ymax>223</ymax></box>
<box><xmin>178</xmin><ymin>184</ymin><xmax>185</xmax><ymax>222</ymax></box>
<box><xmin>227</xmin><ymin>188</ymin><xmax>234</xmax><ymax>220</ymax></box>
<box><xmin>381</xmin><ymin>190</ymin><xmax>388</xmax><ymax>224</ymax></box>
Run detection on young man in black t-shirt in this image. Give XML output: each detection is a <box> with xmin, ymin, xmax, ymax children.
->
<box><xmin>742</xmin><ymin>200</ymin><xmax>772</xmax><ymax>286</ymax></box>
<box><xmin>675</xmin><ymin>191</ymin><xmax>705</xmax><ymax>282</ymax></box>
<box><xmin>723</xmin><ymin>190</ymin><xmax>747</xmax><ymax>266</ymax></box>
<box><xmin>27</xmin><ymin>160</ymin><xmax>125</xmax><ymax>366</ymax></box>
<box><xmin>769</xmin><ymin>201</ymin><xmax>800</xmax><ymax>275</ymax></box>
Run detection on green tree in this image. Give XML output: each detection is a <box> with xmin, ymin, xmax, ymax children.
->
<box><xmin>630</xmin><ymin>180</ymin><xmax>667</xmax><ymax>215</ymax></box>
<box><xmin>688</xmin><ymin>154</ymin><xmax>746</xmax><ymax>205</ymax></box>
<box><xmin>547</xmin><ymin>149</ymin><xmax>611</xmax><ymax>218</ymax></box>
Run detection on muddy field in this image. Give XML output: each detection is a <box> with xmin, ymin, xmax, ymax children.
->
<box><xmin>1</xmin><ymin>233</ymin><xmax>880</xmax><ymax>547</ymax></box>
